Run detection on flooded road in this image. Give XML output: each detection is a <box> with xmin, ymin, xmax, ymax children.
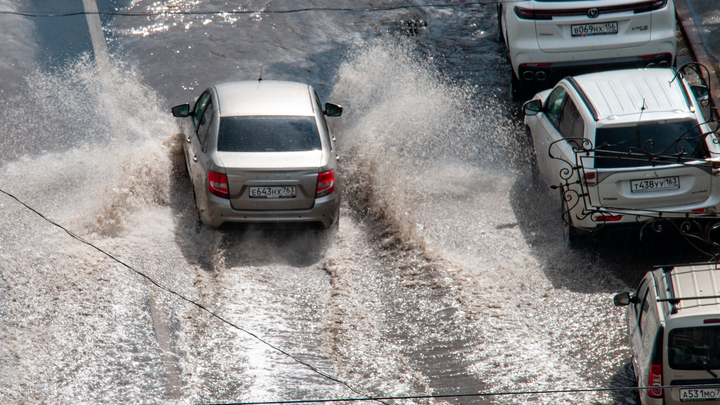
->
<box><xmin>0</xmin><ymin>1</ymin><xmax>712</xmax><ymax>404</ymax></box>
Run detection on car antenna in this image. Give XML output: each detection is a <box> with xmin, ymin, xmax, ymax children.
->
<box><xmin>257</xmin><ymin>66</ymin><xmax>263</xmax><ymax>88</ymax></box>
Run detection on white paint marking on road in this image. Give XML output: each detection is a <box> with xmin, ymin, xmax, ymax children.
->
<box><xmin>81</xmin><ymin>0</ymin><xmax>110</xmax><ymax>68</ymax></box>
<box><xmin>81</xmin><ymin>0</ymin><xmax>184</xmax><ymax>398</ymax></box>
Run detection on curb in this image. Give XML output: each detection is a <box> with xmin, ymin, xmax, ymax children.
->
<box><xmin>675</xmin><ymin>0</ymin><xmax>720</xmax><ymax>109</ymax></box>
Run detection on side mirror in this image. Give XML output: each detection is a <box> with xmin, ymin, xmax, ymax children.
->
<box><xmin>613</xmin><ymin>292</ymin><xmax>631</xmax><ymax>307</ymax></box>
<box><xmin>324</xmin><ymin>102</ymin><xmax>343</xmax><ymax>117</ymax></box>
<box><xmin>523</xmin><ymin>99</ymin><xmax>542</xmax><ymax>116</ymax></box>
<box><xmin>691</xmin><ymin>85</ymin><xmax>710</xmax><ymax>107</ymax></box>
<box><xmin>172</xmin><ymin>104</ymin><xmax>191</xmax><ymax>117</ymax></box>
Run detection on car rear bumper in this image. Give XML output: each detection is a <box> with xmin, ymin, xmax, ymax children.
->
<box><xmin>572</xmin><ymin>201</ymin><xmax>720</xmax><ymax>230</ymax></box>
<box><xmin>201</xmin><ymin>190</ymin><xmax>340</xmax><ymax>229</ymax></box>
<box><xmin>510</xmin><ymin>37</ymin><xmax>676</xmax><ymax>85</ymax></box>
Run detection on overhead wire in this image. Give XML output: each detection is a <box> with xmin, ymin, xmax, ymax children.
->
<box><xmin>0</xmin><ymin>187</ymin><xmax>384</xmax><ymax>404</ymax></box>
<box><xmin>1</xmin><ymin>3</ymin><xmax>497</xmax><ymax>18</ymax></box>
<box><xmin>0</xmin><ymin>187</ymin><xmax>697</xmax><ymax>403</ymax></box>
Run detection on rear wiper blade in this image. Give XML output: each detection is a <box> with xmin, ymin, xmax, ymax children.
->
<box><xmin>693</xmin><ymin>360</ymin><xmax>719</xmax><ymax>378</ymax></box>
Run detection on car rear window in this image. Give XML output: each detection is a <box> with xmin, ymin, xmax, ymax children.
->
<box><xmin>217</xmin><ymin>116</ymin><xmax>321</xmax><ymax>152</ymax></box>
<box><xmin>594</xmin><ymin>120</ymin><xmax>709</xmax><ymax>169</ymax></box>
<box><xmin>668</xmin><ymin>326</ymin><xmax>720</xmax><ymax>370</ymax></box>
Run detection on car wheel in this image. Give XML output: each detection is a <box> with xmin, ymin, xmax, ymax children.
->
<box><xmin>497</xmin><ymin>3</ymin><xmax>505</xmax><ymax>46</ymax></box>
<box><xmin>510</xmin><ymin>69</ymin><xmax>523</xmax><ymax>101</ymax></box>
<box><xmin>525</xmin><ymin>126</ymin><xmax>540</xmax><ymax>186</ymax></box>
<box><xmin>561</xmin><ymin>194</ymin><xmax>587</xmax><ymax>248</ymax></box>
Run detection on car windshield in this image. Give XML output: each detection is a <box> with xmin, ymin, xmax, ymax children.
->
<box><xmin>593</xmin><ymin>119</ymin><xmax>709</xmax><ymax>169</ymax></box>
<box><xmin>217</xmin><ymin>116</ymin><xmax>321</xmax><ymax>152</ymax></box>
<box><xmin>669</xmin><ymin>326</ymin><xmax>720</xmax><ymax>371</ymax></box>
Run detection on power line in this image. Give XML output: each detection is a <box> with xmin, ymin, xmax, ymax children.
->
<box><xmin>1</xmin><ymin>3</ymin><xmax>496</xmax><ymax>18</ymax></box>
<box><xmin>2</xmin><ymin>187</ymin><xmax>670</xmax><ymax>404</ymax></box>
<box><xmin>0</xmin><ymin>187</ymin><xmax>381</xmax><ymax>403</ymax></box>
<box><xmin>196</xmin><ymin>384</ymin><xmax>720</xmax><ymax>405</ymax></box>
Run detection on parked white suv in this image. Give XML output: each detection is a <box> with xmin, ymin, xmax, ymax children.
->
<box><xmin>523</xmin><ymin>67</ymin><xmax>719</xmax><ymax>245</ymax></box>
<box><xmin>614</xmin><ymin>264</ymin><xmax>720</xmax><ymax>404</ymax></box>
<box><xmin>498</xmin><ymin>0</ymin><xmax>677</xmax><ymax>98</ymax></box>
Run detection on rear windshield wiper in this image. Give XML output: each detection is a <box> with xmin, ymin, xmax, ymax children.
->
<box><xmin>692</xmin><ymin>360</ymin><xmax>719</xmax><ymax>378</ymax></box>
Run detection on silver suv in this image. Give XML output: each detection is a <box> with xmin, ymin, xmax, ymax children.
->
<box><xmin>614</xmin><ymin>264</ymin><xmax>720</xmax><ymax>404</ymax></box>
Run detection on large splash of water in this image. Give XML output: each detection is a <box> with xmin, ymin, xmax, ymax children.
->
<box><xmin>0</xmin><ymin>56</ymin><xmax>179</xmax><ymax>237</ymax></box>
<box><xmin>332</xmin><ymin>38</ymin><xmax>517</xmax><ymax>244</ymax></box>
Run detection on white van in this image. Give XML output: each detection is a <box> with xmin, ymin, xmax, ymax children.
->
<box><xmin>614</xmin><ymin>264</ymin><xmax>720</xmax><ymax>404</ymax></box>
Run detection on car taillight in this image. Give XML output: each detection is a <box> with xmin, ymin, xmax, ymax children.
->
<box><xmin>648</xmin><ymin>364</ymin><xmax>663</xmax><ymax>398</ymax></box>
<box><xmin>316</xmin><ymin>170</ymin><xmax>334</xmax><ymax>198</ymax></box>
<box><xmin>514</xmin><ymin>6</ymin><xmax>552</xmax><ymax>20</ymax></box>
<box><xmin>595</xmin><ymin>215</ymin><xmax>622</xmax><ymax>222</ymax></box>
<box><xmin>713</xmin><ymin>161</ymin><xmax>720</xmax><ymax>176</ymax></box>
<box><xmin>646</xmin><ymin>0</ymin><xmax>667</xmax><ymax>12</ymax></box>
<box><xmin>583</xmin><ymin>170</ymin><xmax>597</xmax><ymax>187</ymax></box>
<box><xmin>208</xmin><ymin>171</ymin><xmax>229</xmax><ymax>199</ymax></box>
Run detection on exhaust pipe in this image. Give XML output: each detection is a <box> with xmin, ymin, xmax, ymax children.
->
<box><xmin>523</xmin><ymin>71</ymin><xmax>535</xmax><ymax>81</ymax></box>
<box><xmin>535</xmin><ymin>71</ymin><xmax>547</xmax><ymax>81</ymax></box>
<box><xmin>647</xmin><ymin>62</ymin><xmax>657</xmax><ymax>68</ymax></box>
<box><xmin>658</xmin><ymin>60</ymin><xmax>669</xmax><ymax>67</ymax></box>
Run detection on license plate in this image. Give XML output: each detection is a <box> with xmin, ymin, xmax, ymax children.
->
<box><xmin>249</xmin><ymin>186</ymin><xmax>296</xmax><ymax>198</ymax></box>
<box><xmin>680</xmin><ymin>388</ymin><xmax>720</xmax><ymax>401</ymax></box>
<box><xmin>630</xmin><ymin>176</ymin><xmax>680</xmax><ymax>193</ymax></box>
<box><xmin>571</xmin><ymin>22</ymin><xmax>618</xmax><ymax>36</ymax></box>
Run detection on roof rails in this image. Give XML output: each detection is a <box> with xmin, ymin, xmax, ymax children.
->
<box><xmin>656</xmin><ymin>265</ymin><xmax>720</xmax><ymax>315</ymax></box>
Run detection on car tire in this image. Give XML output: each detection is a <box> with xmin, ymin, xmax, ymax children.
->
<box><xmin>561</xmin><ymin>194</ymin><xmax>588</xmax><ymax>248</ymax></box>
<box><xmin>497</xmin><ymin>3</ymin><xmax>505</xmax><ymax>46</ymax></box>
<box><xmin>525</xmin><ymin>126</ymin><xmax>540</xmax><ymax>186</ymax></box>
<box><xmin>511</xmin><ymin>69</ymin><xmax>523</xmax><ymax>101</ymax></box>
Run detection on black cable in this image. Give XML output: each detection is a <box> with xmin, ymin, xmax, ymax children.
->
<box><xmin>1</xmin><ymin>3</ymin><xmax>495</xmax><ymax>18</ymax></box>
<box><xmin>195</xmin><ymin>383</ymin><xmax>716</xmax><ymax>404</ymax></box>
<box><xmin>0</xmin><ymin>187</ymin><xmax>381</xmax><ymax>403</ymax></box>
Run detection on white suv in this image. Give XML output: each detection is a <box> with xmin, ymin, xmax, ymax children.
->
<box><xmin>498</xmin><ymin>0</ymin><xmax>677</xmax><ymax>98</ymax></box>
<box><xmin>614</xmin><ymin>264</ymin><xmax>720</xmax><ymax>404</ymax></box>
<box><xmin>523</xmin><ymin>67</ymin><xmax>718</xmax><ymax>245</ymax></box>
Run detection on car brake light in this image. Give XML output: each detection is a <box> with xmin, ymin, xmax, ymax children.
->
<box><xmin>595</xmin><ymin>215</ymin><xmax>622</xmax><ymax>222</ymax></box>
<box><xmin>583</xmin><ymin>170</ymin><xmax>597</xmax><ymax>187</ymax></box>
<box><xmin>316</xmin><ymin>170</ymin><xmax>334</xmax><ymax>198</ymax></box>
<box><xmin>705</xmin><ymin>319</ymin><xmax>720</xmax><ymax>324</ymax></box>
<box><xmin>693</xmin><ymin>208</ymin><xmax>705</xmax><ymax>214</ymax></box>
<box><xmin>514</xmin><ymin>6</ymin><xmax>552</xmax><ymax>20</ymax></box>
<box><xmin>208</xmin><ymin>171</ymin><xmax>229</xmax><ymax>199</ymax></box>
<box><xmin>648</xmin><ymin>364</ymin><xmax>663</xmax><ymax>398</ymax></box>
<box><xmin>713</xmin><ymin>161</ymin><xmax>720</xmax><ymax>176</ymax></box>
<box><xmin>647</xmin><ymin>0</ymin><xmax>667</xmax><ymax>12</ymax></box>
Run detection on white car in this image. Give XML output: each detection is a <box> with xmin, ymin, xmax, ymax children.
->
<box><xmin>614</xmin><ymin>264</ymin><xmax>720</xmax><ymax>405</ymax></box>
<box><xmin>171</xmin><ymin>80</ymin><xmax>343</xmax><ymax>229</ymax></box>
<box><xmin>523</xmin><ymin>67</ymin><xmax>718</xmax><ymax>245</ymax></box>
<box><xmin>497</xmin><ymin>0</ymin><xmax>677</xmax><ymax>98</ymax></box>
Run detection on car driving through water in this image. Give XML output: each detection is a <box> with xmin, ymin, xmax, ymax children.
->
<box><xmin>523</xmin><ymin>66</ymin><xmax>719</xmax><ymax>245</ymax></box>
<box><xmin>172</xmin><ymin>80</ymin><xmax>343</xmax><ymax>229</ymax></box>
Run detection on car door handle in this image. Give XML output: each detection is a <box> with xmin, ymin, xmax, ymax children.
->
<box><xmin>192</xmin><ymin>155</ymin><xmax>197</xmax><ymax>162</ymax></box>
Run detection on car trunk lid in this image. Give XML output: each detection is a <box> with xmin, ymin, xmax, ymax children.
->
<box><xmin>218</xmin><ymin>151</ymin><xmax>323</xmax><ymax>210</ymax></box>
<box><xmin>595</xmin><ymin>163</ymin><xmax>712</xmax><ymax>209</ymax></box>
<box><xmin>532</xmin><ymin>0</ymin><xmax>653</xmax><ymax>53</ymax></box>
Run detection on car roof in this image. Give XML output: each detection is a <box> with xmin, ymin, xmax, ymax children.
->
<box><xmin>656</xmin><ymin>264</ymin><xmax>720</xmax><ymax>318</ymax></box>
<box><xmin>213</xmin><ymin>80</ymin><xmax>315</xmax><ymax>117</ymax></box>
<box><xmin>570</xmin><ymin>68</ymin><xmax>696</xmax><ymax>125</ymax></box>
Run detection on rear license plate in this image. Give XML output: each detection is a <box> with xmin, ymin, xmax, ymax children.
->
<box><xmin>571</xmin><ymin>22</ymin><xmax>618</xmax><ymax>36</ymax></box>
<box><xmin>680</xmin><ymin>387</ymin><xmax>720</xmax><ymax>401</ymax></box>
<box><xmin>630</xmin><ymin>177</ymin><xmax>680</xmax><ymax>193</ymax></box>
<box><xmin>249</xmin><ymin>186</ymin><xmax>296</xmax><ymax>198</ymax></box>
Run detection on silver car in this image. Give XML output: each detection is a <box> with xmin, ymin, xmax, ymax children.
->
<box><xmin>171</xmin><ymin>80</ymin><xmax>343</xmax><ymax>229</ymax></box>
